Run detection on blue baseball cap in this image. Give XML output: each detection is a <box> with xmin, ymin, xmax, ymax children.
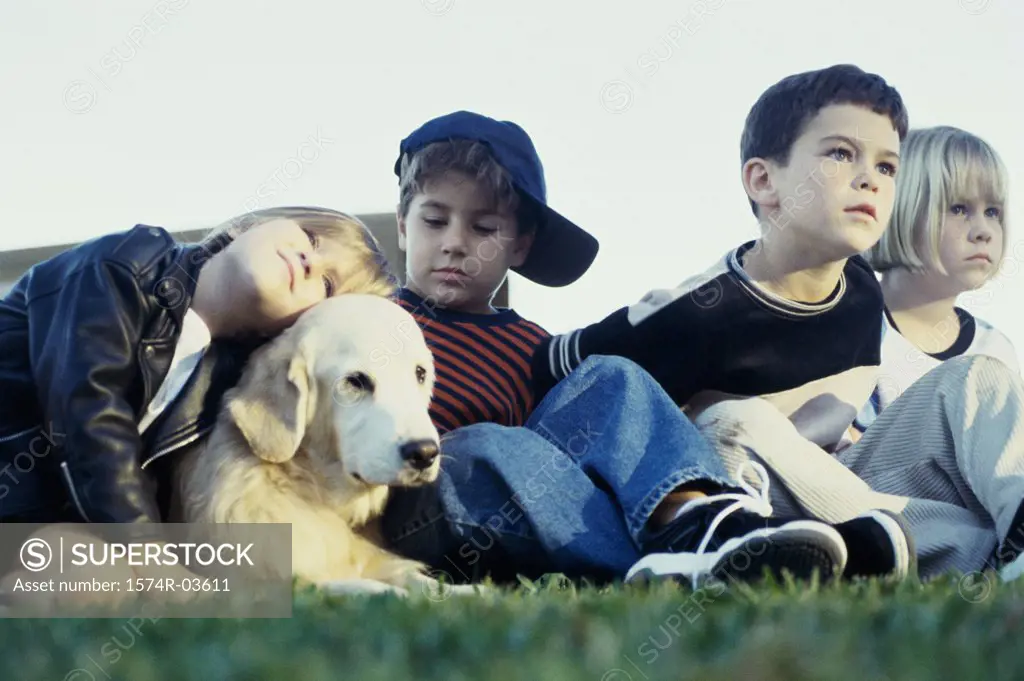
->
<box><xmin>394</xmin><ymin>110</ymin><xmax>599</xmax><ymax>287</ymax></box>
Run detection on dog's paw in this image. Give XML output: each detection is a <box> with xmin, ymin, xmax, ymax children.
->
<box><xmin>445</xmin><ymin>583</ymin><xmax>490</xmax><ymax>596</ymax></box>
<box><xmin>412</xmin><ymin>573</ymin><xmax>491</xmax><ymax>601</ymax></box>
<box><xmin>318</xmin><ymin>579</ymin><xmax>410</xmax><ymax>598</ymax></box>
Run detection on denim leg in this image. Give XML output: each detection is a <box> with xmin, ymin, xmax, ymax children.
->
<box><xmin>386</xmin><ymin>422</ymin><xmax>640</xmax><ymax>582</ymax></box>
<box><xmin>381</xmin><ymin>356</ymin><xmax>729</xmax><ymax>582</ymax></box>
<box><xmin>525</xmin><ymin>355</ymin><xmax>732</xmax><ymax>543</ymax></box>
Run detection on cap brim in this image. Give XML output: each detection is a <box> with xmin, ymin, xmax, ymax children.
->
<box><xmin>512</xmin><ymin>193</ymin><xmax>599</xmax><ymax>287</ymax></box>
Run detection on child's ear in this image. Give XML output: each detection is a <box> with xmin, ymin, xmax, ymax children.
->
<box><xmin>509</xmin><ymin>229</ymin><xmax>536</xmax><ymax>268</ymax></box>
<box><xmin>742</xmin><ymin>157</ymin><xmax>779</xmax><ymax>214</ymax></box>
<box><xmin>396</xmin><ymin>204</ymin><xmax>408</xmax><ymax>253</ymax></box>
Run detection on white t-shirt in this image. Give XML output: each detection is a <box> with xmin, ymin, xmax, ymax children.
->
<box><xmin>854</xmin><ymin>307</ymin><xmax>1020</xmax><ymax>431</ymax></box>
<box><xmin>137</xmin><ymin>309</ymin><xmax>212</xmax><ymax>434</ymax></box>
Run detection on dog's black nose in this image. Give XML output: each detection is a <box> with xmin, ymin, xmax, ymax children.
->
<box><xmin>400</xmin><ymin>440</ymin><xmax>439</xmax><ymax>470</ymax></box>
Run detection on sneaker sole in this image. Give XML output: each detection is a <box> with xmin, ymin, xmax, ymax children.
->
<box><xmin>1000</xmin><ymin>554</ymin><xmax>1024</xmax><ymax>582</ymax></box>
<box><xmin>626</xmin><ymin>521</ymin><xmax>847</xmax><ymax>588</ymax></box>
<box><xmin>851</xmin><ymin>509</ymin><xmax>917</xmax><ymax>582</ymax></box>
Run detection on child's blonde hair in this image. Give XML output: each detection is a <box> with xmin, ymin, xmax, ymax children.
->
<box><xmin>865</xmin><ymin>125</ymin><xmax>1009</xmax><ymax>274</ymax></box>
<box><xmin>201</xmin><ymin>206</ymin><xmax>398</xmax><ymax>296</ymax></box>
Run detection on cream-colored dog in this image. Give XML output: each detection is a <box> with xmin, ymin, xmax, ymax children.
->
<box><xmin>172</xmin><ymin>294</ymin><xmax>474</xmax><ymax>597</ymax></box>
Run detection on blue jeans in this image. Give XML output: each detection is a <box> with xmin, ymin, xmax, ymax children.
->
<box><xmin>381</xmin><ymin>356</ymin><xmax>731</xmax><ymax>584</ymax></box>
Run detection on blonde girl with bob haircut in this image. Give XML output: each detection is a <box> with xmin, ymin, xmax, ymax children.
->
<box><xmin>0</xmin><ymin>205</ymin><xmax>397</xmax><ymax>528</ymax></box>
<box><xmin>855</xmin><ymin>126</ymin><xmax>1018</xmax><ymax>431</ymax></box>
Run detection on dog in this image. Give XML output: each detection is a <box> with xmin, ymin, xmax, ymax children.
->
<box><xmin>171</xmin><ymin>294</ymin><xmax>475</xmax><ymax>597</ymax></box>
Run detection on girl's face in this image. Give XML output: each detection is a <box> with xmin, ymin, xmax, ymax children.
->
<box><xmin>220</xmin><ymin>218</ymin><xmax>351</xmax><ymax>334</ymax></box>
<box><xmin>934</xmin><ymin>197</ymin><xmax>1004</xmax><ymax>293</ymax></box>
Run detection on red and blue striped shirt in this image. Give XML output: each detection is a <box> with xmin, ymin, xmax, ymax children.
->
<box><xmin>395</xmin><ymin>288</ymin><xmax>550</xmax><ymax>434</ymax></box>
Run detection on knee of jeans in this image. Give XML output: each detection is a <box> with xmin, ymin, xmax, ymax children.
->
<box><xmin>576</xmin><ymin>355</ymin><xmax>652</xmax><ymax>387</ymax></box>
<box><xmin>438</xmin><ymin>423</ymin><xmax>523</xmax><ymax>478</ymax></box>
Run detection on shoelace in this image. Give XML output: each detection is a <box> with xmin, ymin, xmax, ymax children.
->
<box><xmin>695</xmin><ymin>460</ymin><xmax>774</xmax><ymax>556</ymax></box>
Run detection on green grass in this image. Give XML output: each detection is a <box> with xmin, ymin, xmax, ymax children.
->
<box><xmin>2</xmin><ymin>572</ymin><xmax>1022</xmax><ymax>681</ymax></box>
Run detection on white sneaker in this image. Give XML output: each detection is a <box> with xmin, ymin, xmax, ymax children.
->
<box><xmin>626</xmin><ymin>462</ymin><xmax>848</xmax><ymax>589</ymax></box>
<box><xmin>1000</xmin><ymin>554</ymin><xmax>1024</xmax><ymax>582</ymax></box>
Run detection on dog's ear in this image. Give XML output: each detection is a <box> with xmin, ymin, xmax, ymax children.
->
<box><xmin>227</xmin><ymin>345</ymin><xmax>311</xmax><ymax>463</ymax></box>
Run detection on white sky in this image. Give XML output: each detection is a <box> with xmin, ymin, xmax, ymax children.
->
<box><xmin>2</xmin><ymin>0</ymin><xmax>1022</xmax><ymax>356</ymax></box>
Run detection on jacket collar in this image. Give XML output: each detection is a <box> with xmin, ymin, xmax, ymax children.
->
<box><xmin>141</xmin><ymin>336</ymin><xmax>262</xmax><ymax>470</ymax></box>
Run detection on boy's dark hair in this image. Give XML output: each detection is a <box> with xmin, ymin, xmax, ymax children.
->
<box><xmin>397</xmin><ymin>139</ymin><xmax>540</xmax><ymax>235</ymax></box>
<box><xmin>740</xmin><ymin>64</ymin><xmax>910</xmax><ymax>215</ymax></box>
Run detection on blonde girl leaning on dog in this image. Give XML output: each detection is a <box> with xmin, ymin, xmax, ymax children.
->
<box><xmin>853</xmin><ymin>126</ymin><xmax>1018</xmax><ymax>435</ymax></box>
<box><xmin>0</xmin><ymin>206</ymin><xmax>395</xmax><ymax>606</ymax></box>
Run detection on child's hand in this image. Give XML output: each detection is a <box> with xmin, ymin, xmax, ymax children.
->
<box><xmin>0</xmin><ymin>527</ymin><xmax>210</xmax><ymax>614</ymax></box>
<box><xmin>0</xmin><ymin>524</ymin><xmax>138</xmax><ymax>613</ymax></box>
<box><xmin>835</xmin><ymin>425</ymin><xmax>863</xmax><ymax>452</ymax></box>
<box><xmin>129</xmin><ymin>554</ymin><xmax>205</xmax><ymax>605</ymax></box>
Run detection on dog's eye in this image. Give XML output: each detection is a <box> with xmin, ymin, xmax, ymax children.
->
<box><xmin>415</xmin><ymin>365</ymin><xmax>427</xmax><ymax>384</ymax></box>
<box><xmin>345</xmin><ymin>372</ymin><xmax>375</xmax><ymax>394</ymax></box>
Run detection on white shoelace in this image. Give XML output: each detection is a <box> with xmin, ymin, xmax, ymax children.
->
<box><xmin>695</xmin><ymin>460</ymin><xmax>774</xmax><ymax>556</ymax></box>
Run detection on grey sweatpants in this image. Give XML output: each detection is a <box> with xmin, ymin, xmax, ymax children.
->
<box><xmin>693</xmin><ymin>355</ymin><xmax>1024</xmax><ymax>579</ymax></box>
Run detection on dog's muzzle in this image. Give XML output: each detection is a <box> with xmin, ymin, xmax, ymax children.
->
<box><xmin>400</xmin><ymin>439</ymin><xmax>440</xmax><ymax>472</ymax></box>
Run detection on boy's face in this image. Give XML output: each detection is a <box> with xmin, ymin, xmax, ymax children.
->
<box><xmin>747</xmin><ymin>103</ymin><xmax>902</xmax><ymax>261</ymax></box>
<box><xmin>398</xmin><ymin>171</ymin><xmax>533</xmax><ymax>314</ymax></box>
<box><xmin>220</xmin><ymin>218</ymin><xmax>351</xmax><ymax>334</ymax></box>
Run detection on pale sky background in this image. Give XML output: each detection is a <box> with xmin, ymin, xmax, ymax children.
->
<box><xmin>1</xmin><ymin>0</ymin><xmax>1021</xmax><ymax>356</ymax></box>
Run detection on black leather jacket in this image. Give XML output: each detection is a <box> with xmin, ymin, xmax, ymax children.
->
<box><xmin>0</xmin><ymin>225</ymin><xmax>254</xmax><ymax>523</ymax></box>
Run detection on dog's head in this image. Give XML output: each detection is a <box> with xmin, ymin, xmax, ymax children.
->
<box><xmin>224</xmin><ymin>294</ymin><xmax>442</xmax><ymax>489</ymax></box>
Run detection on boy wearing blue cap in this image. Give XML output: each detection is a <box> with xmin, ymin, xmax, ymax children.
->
<box><xmin>382</xmin><ymin>111</ymin><xmax>899</xmax><ymax>589</ymax></box>
<box><xmin>391</xmin><ymin>112</ymin><xmax>597</xmax><ymax>434</ymax></box>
